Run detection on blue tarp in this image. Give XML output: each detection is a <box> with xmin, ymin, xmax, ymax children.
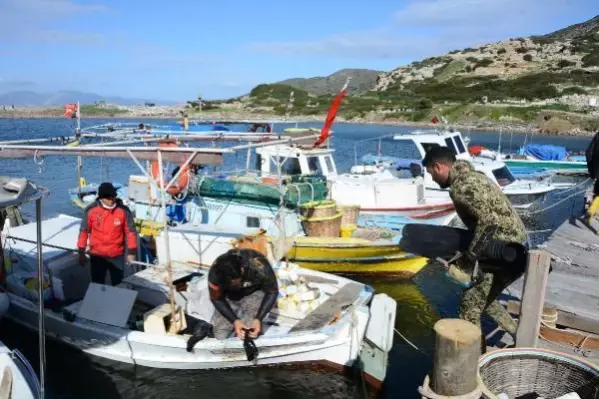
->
<box><xmin>519</xmin><ymin>144</ymin><xmax>568</xmax><ymax>161</ymax></box>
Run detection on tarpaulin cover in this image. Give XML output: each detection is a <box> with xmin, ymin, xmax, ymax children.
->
<box><xmin>519</xmin><ymin>144</ymin><xmax>568</xmax><ymax>161</ymax></box>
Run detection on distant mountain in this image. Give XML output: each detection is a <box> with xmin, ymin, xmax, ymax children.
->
<box><xmin>276</xmin><ymin>68</ymin><xmax>383</xmax><ymax>95</ymax></box>
<box><xmin>0</xmin><ymin>90</ymin><xmax>175</xmax><ymax>107</ymax></box>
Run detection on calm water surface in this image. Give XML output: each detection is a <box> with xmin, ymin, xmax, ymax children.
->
<box><xmin>0</xmin><ymin>118</ymin><xmax>591</xmax><ymax>398</ymax></box>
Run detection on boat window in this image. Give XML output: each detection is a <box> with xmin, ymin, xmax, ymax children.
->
<box><xmin>454</xmin><ymin>136</ymin><xmax>466</xmax><ymax>154</ymax></box>
<box><xmin>444</xmin><ymin>138</ymin><xmax>458</xmax><ymax>154</ymax></box>
<box><xmin>271</xmin><ymin>157</ymin><xmax>302</xmax><ymax>175</ymax></box>
<box><xmin>246</xmin><ymin>217</ymin><xmax>260</xmax><ymax>228</ymax></box>
<box><xmin>324</xmin><ymin>156</ymin><xmax>335</xmax><ymax>174</ymax></box>
<box><xmin>306</xmin><ymin>157</ymin><xmax>323</xmax><ymax>175</ymax></box>
<box><xmin>492</xmin><ymin>166</ymin><xmax>516</xmax><ymax>186</ymax></box>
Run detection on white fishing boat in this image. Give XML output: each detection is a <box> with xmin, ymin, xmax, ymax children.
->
<box><xmin>0</xmin><ymin>177</ymin><xmax>48</xmax><ymax>399</ymax></box>
<box><xmin>253</xmin><ymin>144</ymin><xmax>457</xmax><ymax>226</ymax></box>
<box><xmin>0</xmin><ymin>137</ymin><xmax>397</xmax><ymax>390</ymax></box>
<box><xmin>3</xmin><ymin>213</ymin><xmax>396</xmax><ymax>390</ymax></box>
<box><xmin>0</xmin><ymin>338</ymin><xmax>40</xmax><ymax>399</ymax></box>
<box><xmin>375</xmin><ymin>129</ymin><xmax>557</xmax><ymax>209</ymax></box>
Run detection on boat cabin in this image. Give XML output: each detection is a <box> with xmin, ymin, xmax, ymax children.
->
<box><xmin>255</xmin><ymin>145</ymin><xmax>338</xmax><ymax>177</ymax></box>
<box><xmin>392</xmin><ymin>130</ymin><xmax>516</xmax><ymax>188</ymax></box>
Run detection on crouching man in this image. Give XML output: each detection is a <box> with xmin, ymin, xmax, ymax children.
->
<box><xmin>208</xmin><ymin>249</ymin><xmax>278</xmax><ymax>340</ymax></box>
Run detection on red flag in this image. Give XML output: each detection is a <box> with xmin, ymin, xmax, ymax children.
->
<box><xmin>64</xmin><ymin>103</ymin><xmax>78</xmax><ymax>118</ymax></box>
<box><xmin>314</xmin><ymin>79</ymin><xmax>349</xmax><ymax>147</ymax></box>
<box><xmin>431</xmin><ymin>116</ymin><xmax>439</xmax><ymax>124</ymax></box>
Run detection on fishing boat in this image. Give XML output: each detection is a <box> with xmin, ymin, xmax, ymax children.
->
<box><xmin>385</xmin><ymin>129</ymin><xmax>557</xmax><ymax>209</ymax></box>
<box><xmin>253</xmin><ymin>143</ymin><xmax>457</xmax><ymax>225</ymax></box>
<box><xmin>128</xmin><ymin>174</ymin><xmax>428</xmax><ymax>276</ymax></box>
<box><xmin>0</xmin><ymin>291</ymin><xmax>40</xmax><ymax>399</ymax></box>
<box><xmin>0</xmin><ymin>338</ymin><xmax>41</xmax><ymax>399</ymax></box>
<box><xmin>0</xmin><ymin>177</ymin><xmax>50</xmax><ymax>399</ymax></box>
<box><xmin>502</xmin><ymin>143</ymin><xmax>588</xmax><ymax>172</ymax></box>
<box><xmin>2</xmin><ymin>204</ymin><xmax>397</xmax><ymax>390</ymax></box>
<box><xmin>286</xmin><ymin>236</ymin><xmax>428</xmax><ymax>276</ymax></box>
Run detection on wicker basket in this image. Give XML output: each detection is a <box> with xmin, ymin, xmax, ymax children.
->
<box><xmin>301</xmin><ymin>212</ymin><xmax>343</xmax><ymax>237</ymax></box>
<box><xmin>299</xmin><ymin>200</ymin><xmax>338</xmax><ymax>219</ymax></box>
<box><xmin>339</xmin><ymin>205</ymin><xmax>361</xmax><ymax>226</ymax></box>
<box><xmin>479</xmin><ymin>348</ymin><xmax>599</xmax><ymax>399</ymax></box>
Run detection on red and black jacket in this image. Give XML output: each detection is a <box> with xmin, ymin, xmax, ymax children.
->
<box><xmin>77</xmin><ymin>200</ymin><xmax>137</xmax><ymax>258</ymax></box>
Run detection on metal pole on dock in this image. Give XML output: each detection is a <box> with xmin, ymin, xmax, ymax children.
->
<box><xmin>35</xmin><ymin>198</ymin><xmax>46</xmax><ymax>399</ymax></box>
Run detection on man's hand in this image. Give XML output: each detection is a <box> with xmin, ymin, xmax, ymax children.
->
<box><xmin>249</xmin><ymin>319</ymin><xmax>261</xmax><ymax>338</ymax></box>
<box><xmin>78</xmin><ymin>252</ymin><xmax>87</xmax><ymax>266</ymax></box>
<box><xmin>127</xmin><ymin>254</ymin><xmax>136</xmax><ymax>265</ymax></box>
<box><xmin>233</xmin><ymin>320</ymin><xmax>248</xmax><ymax>340</ymax></box>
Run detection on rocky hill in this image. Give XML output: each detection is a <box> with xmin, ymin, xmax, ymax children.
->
<box><xmin>276</xmin><ymin>68</ymin><xmax>382</xmax><ymax>95</ymax></box>
<box><xmin>375</xmin><ymin>15</ymin><xmax>599</xmax><ymax>100</ymax></box>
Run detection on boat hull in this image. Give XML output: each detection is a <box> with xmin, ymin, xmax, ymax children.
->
<box><xmin>287</xmin><ymin>237</ymin><xmax>428</xmax><ymax>276</ymax></box>
<box><xmin>5</xmin><ymin>290</ymin><xmax>388</xmax><ymax>388</ymax></box>
<box><xmin>504</xmin><ymin>159</ymin><xmax>588</xmax><ymax>172</ymax></box>
<box><xmin>358</xmin><ymin>208</ymin><xmax>456</xmax><ymax>232</ymax></box>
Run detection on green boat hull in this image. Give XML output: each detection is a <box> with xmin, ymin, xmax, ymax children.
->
<box><xmin>197</xmin><ymin>175</ymin><xmax>328</xmax><ymax>208</ymax></box>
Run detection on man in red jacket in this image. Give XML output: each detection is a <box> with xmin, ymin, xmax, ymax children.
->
<box><xmin>77</xmin><ymin>182</ymin><xmax>137</xmax><ymax>286</ymax></box>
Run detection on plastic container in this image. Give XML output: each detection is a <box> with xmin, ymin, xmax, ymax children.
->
<box><xmin>340</xmin><ymin>223</ymin><xmax>357</xmax><ymax>238</ymax></box>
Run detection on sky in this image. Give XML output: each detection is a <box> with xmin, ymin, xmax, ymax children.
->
<box><xmin>0</xmin><ymin>0</ymin><xmax>596</xmax><ymax>102</ymax></box>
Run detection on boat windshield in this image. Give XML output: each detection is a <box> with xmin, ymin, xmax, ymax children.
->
<box><xmin>492</xmin><ymin>165</ymin><xmax>516</xmax><ymax>186</ymax></box>
<box><xmin>306</xmin><ymin>156</ymin><xmax>324</xmax><ymax>175</ymax></box>
<box><xmin>272</xmin><ymin>157</ymin><xmax>302</xmax><ymax>175</ymax></box>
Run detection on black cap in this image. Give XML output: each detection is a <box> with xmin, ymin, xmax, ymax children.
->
<box><xmin>98</xmin><ymin>182</ymin><xmax>117</xmax><ymax>199</ymax></box>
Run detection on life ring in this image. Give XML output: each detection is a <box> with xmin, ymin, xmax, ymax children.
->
<box><xmin>150</xmin><ymin>141</ymin><xmax>190</xmax><ymax>196</ymax></box>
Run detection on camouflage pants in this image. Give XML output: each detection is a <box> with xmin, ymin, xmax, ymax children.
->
<box><xmin>211</xmin><ymin>291</ymin><xmax>265</xmax><ymax>340</ymax></box>
<box><xmin>458</xmin><ymin>270</ymin><xmax>520</xmax><ymax>336</ymax></box>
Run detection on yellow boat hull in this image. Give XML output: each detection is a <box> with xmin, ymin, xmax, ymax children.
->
<box><xmin>286</xmin><ymin>237</ymin><xmax>428</xmax><ymax>276</ymax></box>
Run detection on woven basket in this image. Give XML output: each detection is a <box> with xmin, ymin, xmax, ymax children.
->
<box><xmin>299</xmin><ymin>200</ymin><xmax>338</xmax><ymax>219</ymax></box>
<box><xmin>339</xmin><ymin>205</ymin><xmax>361</xmax><ymax>226</ymax></box>
<box><xmin>479</xmin><ymin>348</ymin><xmax>599</xmax><ymax>399</ymax></box>
<box><xmin>301</xmin><ymin>212</ymin><xmax>343</xmax><ymax>237</ymax></box>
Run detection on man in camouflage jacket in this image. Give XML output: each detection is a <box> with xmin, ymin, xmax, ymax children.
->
<box><xmin>422</xmin><ymin>146</ymin><xmax>527</xmax><ymax>340</ymax></box>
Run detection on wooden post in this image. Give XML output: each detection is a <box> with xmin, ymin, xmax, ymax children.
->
<box><xmin>431</xmin><ymin>319</ymin><xmax>481</xmax><ymax>396</ymax></box>
<box><xmin>515</xmin><ymin>249</ymin><xmax>552</xmax><ymax>347</ymax></box>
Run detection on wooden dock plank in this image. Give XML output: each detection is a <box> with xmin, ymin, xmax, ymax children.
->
<box><xmin>289</xmin><ymin>282</ymin><xmax>363</xmax><ymax>333</ymax></box>
<box><xmin>507</xmin><ymin>217</ymin><xmax>599</xmax><ymax>333</ymax></box>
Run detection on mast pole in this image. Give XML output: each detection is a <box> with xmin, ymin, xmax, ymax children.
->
<box><xmin>35</xmin><ymin>198</ymin><xmax>46</xmax><ymax>399</ymax></box>
<box><xmin>157</xmin><ymin>150</ymin><xmax>176</xmax><ymax>324</ymax></box>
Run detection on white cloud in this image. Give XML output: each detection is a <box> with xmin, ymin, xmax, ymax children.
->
<box><xmin>0</xmin><ymin>0</ymin><xmax>107</xmax><ymax>45</ymax></box>
<box><xmin>248</xmin><ymin>0</ymin><xmax>590</xmax><ymax>60</ymax></box>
